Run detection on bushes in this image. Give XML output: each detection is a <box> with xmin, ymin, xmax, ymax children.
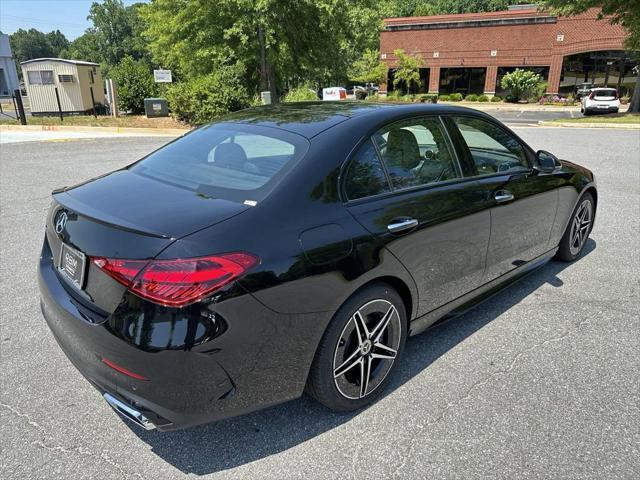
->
<box><xmin>110</xmin><ymin>56</ymin><xmax>157</xmax><ymax>114</ymax></box>
<box><xmin>450</xmin><ymin>93</ymin><xmax>463</xmax><ymax>102</ymax></box>
<box><xmin>283</xmin><ymin>84</ymin><xmax>318</xmax><ymax>102</ymax></box>
<box><xmin>500</xmin><ymin>68</ymin><xmax>542</xmax><ymax>103</ymax></box>
<box><xmin>419</xmin><ymin>94</ymin><xmax>438</xmax><ymax>103</ymax></box>
<box><xmin>465</xmin><ymin>94</ymin><xmax>478</xmax><ymax>102</ymax></box>
<box><xmin>491</xmin><ymin>95</ymin><xmax>502</xmax><ymax>102</ymax></box>
<box><xmin>477</xmin><ymin>94</ymin><xmax>489</xmax><ymax>102</ymax></box>
<box><xmin>166</xmin><ymin>66</ymin><xmax>251</xmax><ymax>124</ymax></box>
<box><xmin>438</xmin><ymin>94</ymin><xmax>450</xmax><ymax>101</ymax></box>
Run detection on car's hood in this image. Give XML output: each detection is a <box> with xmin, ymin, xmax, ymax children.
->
<box><xmin>54</xmin><ymin>169</ymin><xmax>250</xmax><ymax>239</ymax></box>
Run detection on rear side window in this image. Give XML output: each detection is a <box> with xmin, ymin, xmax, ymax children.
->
<box><xmin>131</xmin><ymin>123</ymin><xmax>309</xmax><ymax>203</ymax></box>
<box><xmin>344</xmin><ymin>140</ymin><xmax>391</xmax><ymax>200</ymax></box>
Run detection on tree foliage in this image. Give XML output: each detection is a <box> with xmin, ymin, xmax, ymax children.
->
<box><xmin>349</xmin><ymin>49</ymin><xmax>388</xmax><ymax>84</ymax></box>
<box><xmin>500</xmin><ymin>69</ymin><xmax>542</xmax><ymax>102</ymax></box>
<box><xmin>282</xmin><ymin>84</ymin><xmax>319</xmax><ymax>102</ymax></box>
<box><xmin>9</xmin><ymin>28</ymin><xmax>69</xmax><ymax>63</ymax></box>
<box><xmin>165</xmin><ymin>65</ymin><xmax>251</xmax><ymax>124</ymax></box>
<box><xmin>110</xmin><ymin>56</ymin><xmax>157</xmax><ymax>113</ymax></box>
<box><xmin>140</xmin><ymin>0</ymin><xmax>388</xmax><ymax>96</ymax></box>
<box><xmin>393</xmin><ymin>49</ymin><xmax>423</xmax><ymax>93</ymax></box>
<box><xmin>60</xmin><ymin>0</ymin><xmax>150</xmax><ymax>72</ymax></box>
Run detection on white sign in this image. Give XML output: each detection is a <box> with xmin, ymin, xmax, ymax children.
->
<box><xmin>322</xmin><ymin>87</ymin><xmax>346</xmax><ymax>101</ymax></box>
<box><xmin>153</xmin><ymin>69</ymin><xmax>173</xmax><ymax>83</ymax></box>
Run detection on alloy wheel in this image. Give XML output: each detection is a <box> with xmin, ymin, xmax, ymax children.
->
<box><xmin>332</xmin><ymin>299</ymin><xmax>402</xmax><ymax>400</ymax></box>
<box><xmin>569</xmin><ymin>199</ymin><xmax>592</xmax><ymax>256</ymax></box>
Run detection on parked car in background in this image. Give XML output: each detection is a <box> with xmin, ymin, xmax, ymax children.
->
<box><xmin>39</xmin><ymin>103</ymin><xmax>597</xmax><ymax>431</ymax></box>
<box><xmin>581</xmin><ymin>87</ymin><xmax>620</xmax><ymax>115</ymax></box>
<box><xmin>575</xmin><ymin>82</ymin><xmax>594</xmax><ymax>99</ymax></box>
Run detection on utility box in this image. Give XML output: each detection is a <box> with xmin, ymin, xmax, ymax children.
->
<box><xmin>144</xmin><ymin>97</ymin><xmax>168</xmax><ymax>118</ymax></box>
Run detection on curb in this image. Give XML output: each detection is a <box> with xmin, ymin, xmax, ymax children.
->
<box><xmin>0</xmin><ymin>124</ymin><xmax>190</xmax><ymax>136</ymax></box>
<box><xmin>538</xmin><ymin>121</ymin><xmax>640</xmax><ymax>129</ymax></box>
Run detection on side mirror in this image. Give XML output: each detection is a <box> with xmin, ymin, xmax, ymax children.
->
<box><xmin>535</xmin><ymin>150</ymin><xmax>560</xmax><ymax>173</ymax></box>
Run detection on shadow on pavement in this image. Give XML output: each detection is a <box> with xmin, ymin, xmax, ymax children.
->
<box><xmin>132</xmin><ymin>240</ymin><xmax>595</xmax><ymax>475</ymax></box>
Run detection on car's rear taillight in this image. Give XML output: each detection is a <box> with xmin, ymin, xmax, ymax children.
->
<box><xmin>92</xmin><ymin>253</ymin><xmax>259</xmax><ymax>307</ymax></box>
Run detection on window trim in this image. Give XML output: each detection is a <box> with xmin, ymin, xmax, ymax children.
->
<box><xmin>27</xmin><ymin>70</ymin><xmax>42</xmax><ymax>85</ymax></box>
<box><xmin>40</xmin><ymin>70</ymin><xmax>55</xmax><ymax>85</ymax></box>
<box><xmin>341</xmin><ymin>114</ymin><xmax>467</xmax><ymax>205</ymax></box>
<box><xmin>445</xmin><ymin>113</ymin><xmax>536</xmax><ymax>179</ymax></box>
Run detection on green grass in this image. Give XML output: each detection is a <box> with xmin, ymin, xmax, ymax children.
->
<box><xmin>550</xmin><ymin>113</ymin><xmax>640</xmax><ymax>124</ymax></box>
<box><xmin>0</xmin><ymin>114</ymin><xmax>187</xmax><ymax>129</ymax></box>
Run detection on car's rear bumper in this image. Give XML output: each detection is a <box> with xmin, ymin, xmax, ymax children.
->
<box><xmin>584</xmin><ymin>106</ymin><xmax>619</xmax><ymax>113</ymax></box>
<box><xmin>38</xmin><ymin>242</ymin><xmax>330</xmax><ymax>430</ymax></box>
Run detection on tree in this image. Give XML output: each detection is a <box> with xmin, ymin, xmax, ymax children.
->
<box><xmin>349</xmin><ymin>49</ymin><xmax>388</xmax><ymax>85</ymax></box>
<box><xmin>45</xmin><ymin>30</ymin><xmax>69</xmax><ymax>56</ymax></box>
<box><xmin>500</xmin><ymin>69</ymin><xmax>542</xmax><ymax>102</ymax></box>
<box><xmin>110</xmin><ymin>56</ymin><xmax>157</xmax><ymax>113</ymax></box>
<box><xmin>60</xmin><ymin>31</ymin><xmax>102</xmax><ymax>64</ymax></box>
<box><xmin>392</xmin><ymin>49</ymin><xmax>423</xmax><ymax>93</ymax></box>
<box><xmin>140</xmin><ymin>0</ymin><xmax>386</xmax><ymax>98</ymax></box>
<box><xmin>88</xmin><ymin>0</ymin><xmax>151</xmax><ymax>67</ymax></box>
<box><xmin>542</xmin><ymin>0</ymin><xmax>640</xmax><ymax>113</ymax></box>
<box><xmin>9</xmin><ymin>28</ymin><xmax>57</xmax><ymax>63</ymax></box>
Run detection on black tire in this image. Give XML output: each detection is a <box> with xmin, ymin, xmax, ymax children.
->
<box><xmin>555</xmin><ymin>192</ymin><xmax>594</xmax><ymax>262</ymax></box>
<box><xmin>306</xmin><ymin>282</ymin><xmax>407</xmax><ymax>411</ymax></box>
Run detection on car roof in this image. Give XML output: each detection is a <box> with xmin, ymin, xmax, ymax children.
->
<box><xmin>219</xmin><ymin>101</ymin><xmax>480</xmax><ymax>138</ymax></box>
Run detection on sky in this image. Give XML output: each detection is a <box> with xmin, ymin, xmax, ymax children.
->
<box><xmin>0</xmin><ymin>0</ymin><xmax>145</xmax><ymax>40</ymax></box>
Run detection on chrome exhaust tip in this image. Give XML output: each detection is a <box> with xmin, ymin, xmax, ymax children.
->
<box><xmin>103</xmin><ymin>393</ymin><xmax>156</xmax><ymax>430</ymax></box>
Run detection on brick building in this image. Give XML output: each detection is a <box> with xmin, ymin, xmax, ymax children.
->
<box><xmin>380</xmin><ymin>5</ymin><xmax>635</xmax><ymax>97</ymax></box>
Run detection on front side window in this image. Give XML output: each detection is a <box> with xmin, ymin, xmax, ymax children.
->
<box><xmin>453</xmin><ymin>116</ymin><xmax>529</xmax><ymax>175</ymax></box>
<box><xmin>130</xmin><ymin>123</ymin><xmax>309</xmax><ymax>203</ymax></box>
<box><xmin>344</xmin><ymin>140</ymin><xmax>391</xmax><ymax>200</ymax></box>
<box><xmin>373</xmin><ymin>117</ymin><xmax>460</xmax><ymax>190</ymax></box>
<box><xmin>40</xmin><ymin>70</ymin><xmax>54</xmax><ymax>84</ymax></box>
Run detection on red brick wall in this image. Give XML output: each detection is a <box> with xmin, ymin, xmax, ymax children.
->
<box><xmin>380</xmin><ymin>8</ymin><xmax>627</xmax><ymax>94</ymax></box>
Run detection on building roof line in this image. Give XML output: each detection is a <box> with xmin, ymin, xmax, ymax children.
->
<box><xmin>20</xmin><ymin>58</ymin><xmax>100</xmax><ymax>67</ymax></box>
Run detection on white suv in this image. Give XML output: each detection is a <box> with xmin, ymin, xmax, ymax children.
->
<box><xmin>581</xmin><ymin>88</ymin><xmax>620</xmax><ymax>115</ymax></box>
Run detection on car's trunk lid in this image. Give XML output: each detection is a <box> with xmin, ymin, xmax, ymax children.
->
<box><xmin>46</xmin><ymin>169</ymin><xmax>251</xmax><ymax>314</ymax></box>
<box><xmin>55</xmin><ymin>169</ymin><xmax>251</xmax><ymax>239</ymax></box>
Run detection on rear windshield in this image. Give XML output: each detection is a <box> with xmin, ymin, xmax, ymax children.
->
<box><xmin>593</xmin><ymin>89</ymin><xmax>617</xmax><ymax>98</ymax></box>
<box><xmin>130</xmin><ymin>123</ymin><xmax>309</xmax><ymax>203</ymax></box>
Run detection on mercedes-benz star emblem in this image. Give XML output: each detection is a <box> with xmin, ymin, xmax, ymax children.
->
<box><xmin>55</xmin><ymin>211</ymin><xmax>68</xmax><ymax>234</ymax></box>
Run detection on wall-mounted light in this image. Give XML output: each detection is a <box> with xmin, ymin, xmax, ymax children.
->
<box><xmin>433</xmin><ymin>51</ymin><xmax>439</xmax><ymax>58</ymax></box>
<box><xmin>556</xmin><ymin>33</ymin><xmax>565</xmax><ymax>42</ymax></box>
<box><xmin>490</xmin><ymin>50</ymin><xmax>498</xmax><ymax>57</ymax></box>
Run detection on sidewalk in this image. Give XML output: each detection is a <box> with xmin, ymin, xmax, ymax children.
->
<box><xmin>0</xmin><ymin>124</ymin><xmax>188</xmax><ymax>144</ymax></box>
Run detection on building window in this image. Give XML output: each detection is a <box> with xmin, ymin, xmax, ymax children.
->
<box><xmin>58</xmin><ymin>74</ymin><xmax>74</xmax><ymax>83</ymax></box>
<box><xmin>40</xmin><ymin>71</ymin><xmax>54</xmax><ymax>84</ymax></box>
<box><xmin>27</xmin><ymin>71</ymin><xmax>42</xmax><ymax>84</ymax></box>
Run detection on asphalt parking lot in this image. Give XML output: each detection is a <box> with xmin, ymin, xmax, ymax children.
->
<box><xmin>1</xmin><ymin>127</ymin><xmax>639</xmax><ymax>479</ymax></box>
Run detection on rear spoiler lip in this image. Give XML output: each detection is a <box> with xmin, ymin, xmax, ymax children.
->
<box><xmin>52</xmin><ymin>191</ymin><xmax>173</xmax><ymax>240</ymax></box>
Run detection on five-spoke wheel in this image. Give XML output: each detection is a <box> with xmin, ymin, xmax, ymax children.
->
<box><xmin>556</xmin><ymin>192</ymin><xmax>594</xmax><ymax>261</ymax></box>
<box><xmin>307</xmin><ymin>283</ymin><xmax>407</xmax><ymax>411</ymax></box>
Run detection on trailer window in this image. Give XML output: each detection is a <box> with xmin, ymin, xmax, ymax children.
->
<box><xmin>40</xmin><ymin>71</ymin><xmax>54</xmax><ymax>85</ymax></box>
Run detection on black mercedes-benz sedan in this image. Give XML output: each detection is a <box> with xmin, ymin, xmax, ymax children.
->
<box><xmin>39</xmin><ymin>102</ymin><xmax>597</xmax><ymax>431</ymax></box>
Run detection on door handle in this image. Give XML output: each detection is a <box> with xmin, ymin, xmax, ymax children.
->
<box><xmin>494</xmin><ymin>190</ymin><xmax>514</xmax><ymax>203</ymax></box>
<box><xmin>387</xmin><ymin>218</ymin><xmax>418</xmax><ymax>234</ymax></box>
